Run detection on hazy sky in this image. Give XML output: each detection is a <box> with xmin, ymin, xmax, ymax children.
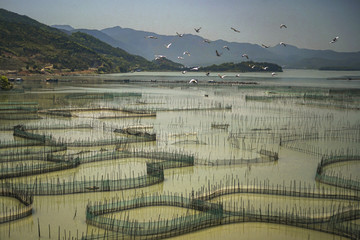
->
<box><xmin>2</xmin><ymin>0</ymin><xmax>360</xmax><ymax>52</ymax></box>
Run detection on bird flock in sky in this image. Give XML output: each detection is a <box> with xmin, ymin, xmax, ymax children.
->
<box><xmin>145</xmin><ymin>24</ymin><xmax>339</xmax><ymax>84</ymax></box>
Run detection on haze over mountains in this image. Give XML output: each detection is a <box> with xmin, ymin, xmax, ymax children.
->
<box><xmin>53</xmin><ymin>25</ymin><xmax>360</xmax><ymax>70</ymax></box>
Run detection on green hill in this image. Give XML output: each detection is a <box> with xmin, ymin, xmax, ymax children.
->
<box><xmin>0</xmin><ymin>8</ymin><xmax>183</xmax><ymax>73</ymax></box>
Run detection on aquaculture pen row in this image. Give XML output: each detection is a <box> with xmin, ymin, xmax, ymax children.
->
<box><xmin>86</xmin><ymin>194</ymin><xmax>223</xmax><ymax>238</ymax></box>
<box><xmin>194</xmin><ymin>149</ymin><xmax>278</xmax><ymax>166</ymax></box>
<box><xmin>83</xmin><ymin>192</ymin><xmax>360</xmax><ymax>240</ymax></box>
<box><xmin>193</xmin><ymin>177</ymin><xmax>360</xmax><ymax>202</ymax></box>
<box><xmin>0</xmin><ymin>102</ymin><xmax>39</xmax><ymax>121</ymax></box>
<box><xmin>0</xmin><ymin>158</ymin><xmax>80</xmax><ymax>179</ymax></box>
<box><xmin>245</xmin><ymin>93</ymin><xmax>360</xmax><ymax>102</ymax></box>
<box><xmin>0</xmin><ymin>149</ymin><xmax>195</xmax><ymax>194</ymax></box>
<box><xmin>0</xmin><ymin>145</ymin><xmax>67</xmax><ymax>160</ymax></box>
<box><xmin>0</xmin><ymin>188</ymin><xmax>33</xmax><ymax>224</ymax></box>
<box><xmin>316</xmin><ymin>155</ymin><xmax>360</xmax><ymax>191</ymax></box>
<box><xmin>0</xmin><ymin>166</ymin><xmax>164</xmax><ymax>195</ymax></box>
<box><xmin>64</xmin><ymin>92</ymin><xmax>142</xmax><ymax>99</ymax></box>
<box><xmin>11</xmin><ymin>123</ymin><xmax>156</xmax><ymax>146</ymax></box>
<box><xmin>1</xmin><ymin>121</ymin><xmax>190</xmax><ymax>176</ymax></box>
<box><xmin>0</xmin><ymin>123</ymin><xmax>93</xmax><ymax>131</ymax></box>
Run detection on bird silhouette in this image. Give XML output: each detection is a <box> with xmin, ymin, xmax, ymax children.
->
<box><xmin>242</xmin><ymin>54</ymin><xmax>249</xmax><ymax>59</ymax></box>
<box><xmin>330</xmin><ymin>36</ymin><xmax>339</xmax><ymax>43</ymax></box>
<box><xmin>230</xmin><ymin>27</ymin><xmax>240</xmax><ymax>33</ymax></box>
<box><xmin>145</xmin><ymin>36</ymin><xmax>157</xmax><ymax>39</ymax></box>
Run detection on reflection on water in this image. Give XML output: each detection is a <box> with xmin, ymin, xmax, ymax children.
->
<box><xmin>0</xmin><ymin>70</ymin><xmax>359</xmax><ymax>239</ymax></box>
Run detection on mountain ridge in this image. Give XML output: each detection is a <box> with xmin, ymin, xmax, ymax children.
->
<box><xmin>53</xmin><ymin>24</ymin><xmax>360</xmax><ymax>69</ymax></box>
<box><xmin>0</xmin><ymin>8</ymin><xmax>184</xmax><ymax>73</ymax></box>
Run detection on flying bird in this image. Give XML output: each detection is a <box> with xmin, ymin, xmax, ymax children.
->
<box><xmin>330</xmin><ymin>36</ymin><xmax>339</xmax><ymax>43</ymax></box>
<box><xmin>216</xmin><ymin>50</ymin><xmax>222</xmax><ymax>57</ymax></box>
<box><xmin>235</xmin><ymin>74</ymin><xmax>241</xmax><ymax>77</ymax></box>
<box><xmin>203</xmin><ymin>39</ymin><xmax>211</xmax><ymax>43</ymax></box>
<box><xmin>271</xmin><ymin>72</ymin><xmax>277</xmax><ymax>77</ymax></box>
<box><xmin>189</xmin><ymin>79</ymin><xmax>198</xmax><ymax>84</ymax></box>
<box><xmin>230</xmin><ymin>27</ymin><xmax>240</xmax><ymax>33</ymax></box>
<box><xmin>182</xmin><ymin>71</ymin><xmax>187</xmax><ymax>74</ymax></box>
<box><xmin>183</xmin><ymin>51</ymin><xmax>191</xmax><ymax>56</ymax></box>
<box><xmin>280</xmin><ymin>42</ymin><xmax>287</xmax><ymax>47</ymax></box>
<box><xmin>177</xmin><ymin>56</ymin><xmax>184</xmax><ymax>59</ymax></box>
<box><xmin>261</xmin><ymin>44</ymin><xmax>270</xmax><ymax>48</ymax></box>
<box><xmin>190</xmin><ymin>67</ymin><xmax>200</xmax><ymax>71</ymax></box>
<box><xmin>164</xmin><ymin>43</ymin><xmax>172</xmax><ymax>48</ymax></box>
<box><xmin>262</xmin><ymin>66</ymin><xmax>269</xmax><ymax>70</ymax></box>
<box><xmin>194</xmin><ymin>27</ymin><xmax>201</xmax><ymax>33</ymax></box>
<box><xmin>206</xmin><ymin>72</ymin><xmax>210</xmax><ymax>76</ymax></box>
<box><xmin>176</xmin><ymin>32</ymin><xmax>184</xmax><ymax>37</ymax></box>
<box><xmin>223</xmin><ymin>46</ymin><xmax>230</xmax><ymax>50</ymax></box>
<box><xmin>218</xmin><ymin>74</ymin><xmax>226</xmax><ymax>79</ymax></box>
<box><xmin>242</xmin><ymin>54</ymin><xmax>249</xmax><ymax>59</ymax></box>
<box><xmin>280</xmin><ymin>24</ymin><xmax>287</xmax><ymax>29</ymax></box>
<box><xmin>145</xmin><ymin>36</ymin><xmax>158</xmax><ymax>39</ymax></box>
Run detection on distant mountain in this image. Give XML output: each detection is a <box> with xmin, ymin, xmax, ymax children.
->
<box><xmin>54</xmin><ymin>25</ymin><xmax>360</xmax><ymax>69</ymax></box>
<box><xmin>100</xmin><ymin>26</ymin><xmax>272</xmax><ymax>67</ymax></box>
<box><xmin>0</xmin><ymin>8</ymin><xmax>183</xmax><ymax>73</ymax></box>
<box><xmin>267</xmin><ymin>44</ymin><xmax>360</xmax><ymax>69</ymax></box>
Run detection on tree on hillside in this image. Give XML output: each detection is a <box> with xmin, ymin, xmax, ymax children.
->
<box><xmin>0</xmin><ymin>76</ymin><xmax>13</xmax><ymax>90</ymax></box>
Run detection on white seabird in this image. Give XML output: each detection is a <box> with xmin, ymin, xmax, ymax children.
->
<box><xmin>194</xmin><ymin>27</ymin><xmax>201</xmax><ymax>33</ymax></box>
<box><xmin>223</xmin><ymin>46</ymin><xmax>230</xmax><ymax>50</ymax></box>
<box><xmin>216</xmin><ymin>50</ymin><xmax>222</xmax><ymax>57</ymax></box>
<box><xmin>203</xmin><ymin>39</ymin><xmax>211</xmax><ymax>43</ymax></box>
<box><xmin>177</xmin><ymin>56</ymin><xmax>184</xmax><ymax>59</ymax></box>
<box><xmin>280</xmin><ymin>24</ymin><xmax>287</xmax><ymax>29</ymax></box>
<box><xmin>280</xmin><ymin>42</ymin><xmax>287</xmax><ymax>47</ymax></box>
<box><xmin>190</xmin><ymin>67</ymin><xmax>200</xmax><ymax>71</ymax></box>
<box><xmin>189</xmin><ymin>79</ymin><xmax>198</xmax><ymax>84</ymax></box>
<box><xmin>218</xmin><ymin>74</ymin><xmax>226</xmax><ymax>79</ymax></box>
<box><xmin>183</xmin><ymin>51</ymin><xmax>191</xmax><ymax>56</ymax></box>
<box><xmin>164</xmin><ymin>43</ymin><xmax>172</xmax><ymax>48</ymax></box>
<box><xmin>176</xmin><ymin>32</ymin><xmax>184</xmax><ymax>37</ymax></box>
<box><xmin>271</xmin><ymin>72</ymin><xmax>277</xmax><ymax>76</ymax></box>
